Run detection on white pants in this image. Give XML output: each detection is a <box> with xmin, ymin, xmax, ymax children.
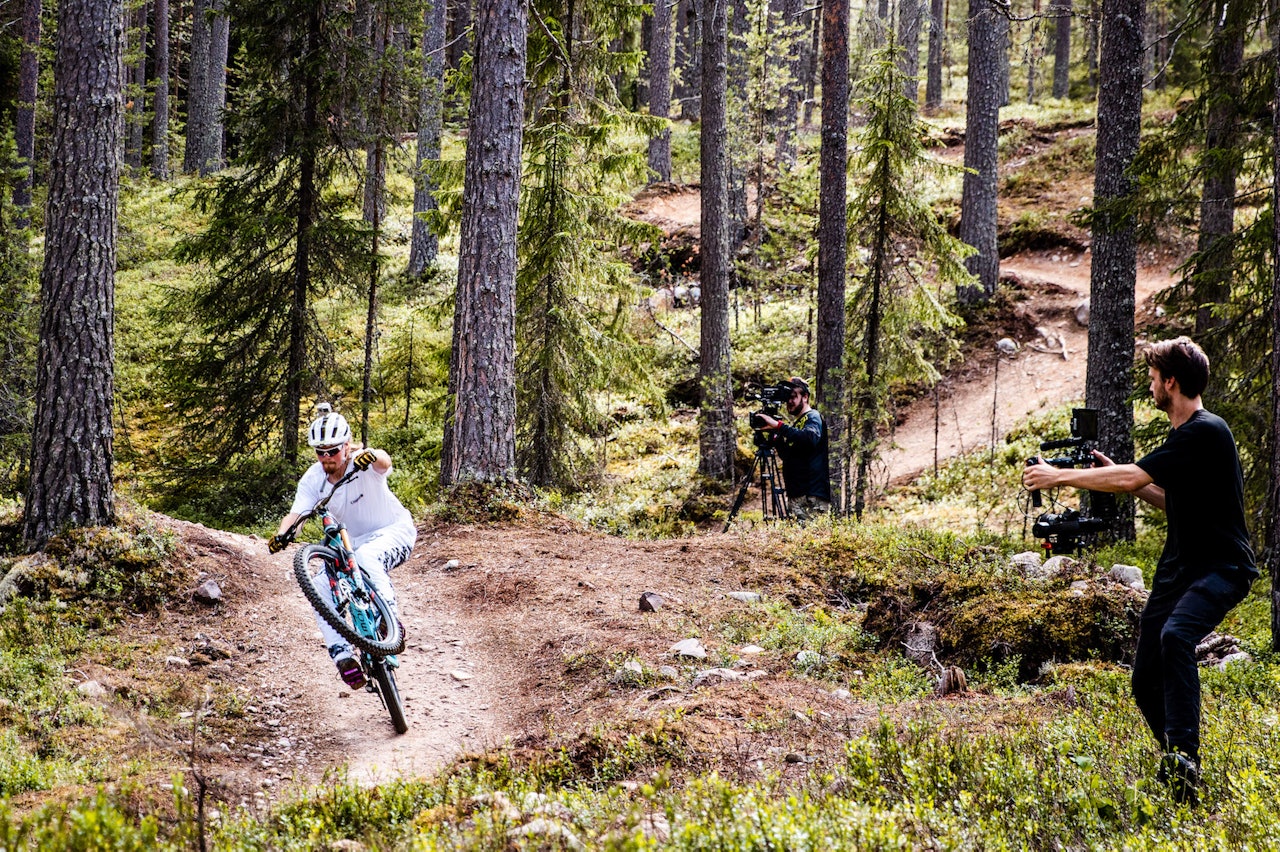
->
<box><xmin>310</xmin><ymin>522</ymin><xmax>416</xmax><ymax>653</ymax></box>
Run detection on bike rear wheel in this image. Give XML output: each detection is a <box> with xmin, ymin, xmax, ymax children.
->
<box><xmin>369</xmin><ymin>659</ymin><xmax>408</xmax><ymax>734</ymax></box>
<box><xmin>294</xmin><ymin>545</ymin><xmax>406</xmax><ymax>656</ymax></box>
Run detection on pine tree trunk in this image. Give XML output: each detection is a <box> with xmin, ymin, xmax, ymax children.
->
<box><xmin>816</xmin><ymin>0</ymin><xmax>848</xmax><ymax>511</ymax></box>
<box><xmin>997</xmin><ymin>14</ymin><xmax>1010</xmax><ymax>107</ymax></box>
<box><xmin>409</xmin><ymin>0</ymin><xmax>446</xmax><ymax>273</ymax></box>
<box><xmin>1051</xmin><ymin>0</ymin><xmax>1070</xmax><ymax>98</ymax></box>
<box><xmin>1086</xmin><ymin>0</ymin><xmax>1099</xmax><ymax>89</ymax></box>
<box><xmin>648</xmin><ymin>0</ymin><xmax>673</xmax><ymax>181</ymax></box>
<box><xmin>443</xmin><ymin>0</ymin><xmax>526</xmax><ymax>486</ymax></box>
<box><xmin>698</xmin><ymin>0</ymin><xmax>734</xmax><ymax>482</ymax></box>
<box><xmin>925</xmin><ymin>0</ymin><xmax>943</xmax><ymax>109</ymax></box>
<box><xmin>24</xmin><ymin>0</ymin><xmax>123</xmax><ymax>548</ymax></box>
<box><xmin>1269</xmin><ymin>0</ymin><xmax>1280</xmax><ymax>652</ymax></box>
<box><xmin>957</xmin><ymin>0</ymin><xmax>1000</xmax><ymax>304</ymax></box>
<box><xmin>726</xmin><ymin>0</ymin><xmax>749</xmax><ymax>247</ymax></box>
<box><xmin>364</xmin><ymin>10</ymin><xmax>390</xmax><ymax>226</ymax></box>
<box><xmin>803</xmin><ymin>6</ymin><xmax>820</xmax><ymax>126</ymax></box>
<box><xmin>198</xmin><ymin>0</ymin><xmax>228</xmax><ymax>174</ymax></box>
<box><xmin>14</xmin><ymin>0</ymin><xmax>40</xmax><ymax>216</ymax></box>
<box><xmin>125</xmin><ymin>2</ymin><xmax>147</xmax><ymax>169</ymax></box>
<box><xmin>151</xmin><ymin>0</ymin><xmax>171</xmax><ymax>179</ymax></box>
<box><xmin>1192</xmin><ymin>0</ymin><xmax>1244</xmax><ymax>384</ymax></box>
<box><xmin>898</xmin><ymin>0</ymin><xmax>921</xmax><ymax>102</ymax></box>
<box><xmin>1086</xmin><ymin>0</ymin><xmax>1143</xmax><ymax>539</ymax></box>
<box><xmin>775</xmin><ymin>0</ymin><xmax>806</xmax><ymax>167</ymax></box>
<box><xmin>184</xmin><ymin>0</ymin><xmax>210</xmax><ymax>173</ymax></box>
<box><xmin>447</xmin><ymin>0</ymin><xmax>471</xmax><ymax>69</ymax></box>
<box><xmin>678</xmin><ymin>0</ymin><xmax>702</xmax><ymax>120</ymax></box>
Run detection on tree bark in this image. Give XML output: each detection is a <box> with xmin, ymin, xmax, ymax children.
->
<box><xmin>152</xmin><ymin>0</ymin><xmax>171</xmax><ymax>179</ymax></box>
<box><xmin>898</xmin><ymin>0</ymin><xmax>921</xmax><ymax>102</ymax></box>
<box><xmin>442</xmin><ymin>0</ymin><xmax>526</xmax><ymax>485</ymax></box>
<box><xmin>447</xmin><ymin>0</ymin><xmax>472</xmax><ymax>70</ymax></box>
<box><xmin>816</xmin><ymin>0</ymin><xmax>848</xmax><ymax>510</ymax></box>
<box><xmin>1269</xmin><ymin>0</ymin><xmax>1280</xmax><ymax>652</ymax></box>
<box><xmin>924</xmin><ymin>0</ymin><xmax>944</xmax><ymax>109</ymax></box>
<box><xmin>677</xmin><ymin>0</ymin><xmax>702</xmax><ymax>120</ymax></box>
<box><xmin>1192</xmin><ymin>0</ymin><xmax>1244</xmax><ymax>383</ymax></box>
<box><xmin>698</xmin><ymin>0</ymin><xmax>734</xmax><ymax>482</ymax></box>
<box><xmin>803</xmin><ymin>4</ymin><xmax>820</xmax><ymax>125</ymax></box>
<box><xmin>1052</xmin><ymin>0</ymin><xmax>1071</xmax><ymax>98</ymax></box>
<box><xmin>184</xmin><ymin>0</ymin><xmax>210</xmax><ymax>173</ymax></box>
<box><xmin>957</xmin><ymin>0</ymin><xmax>1001</xmax><ymax>304</ymax></box>
<box><xmin>648</xmin><ymin>0</ymin><xmax>674</xmax><ymax>181</ymax></box>
<box><xmin>1085</xmin><ymin>0</ymin><xmax>1143</xmax><ymax>538</ymax></box>
<box><xmin>409</xmin><ymin>0</ymin><xmax>447</xmax><ymax>273</ymax></box>
<box><xmin>199</xmin><ymin>0</ymin><xmax>229</xmax><ymax>174</ymax></box>
<box><xmin>24</xmin><ymin>0</ymin><xmax>123</xmax><ymax>548</ymax></box>
<box><xmin>775</xmin><ymin>0</ymin><xmax>807</xmax><ymax>167</ymax></box>
<box><xmin>14</xmin><ymin>0</ymin><xmax>41</xmax><ymax>215</ymax></box>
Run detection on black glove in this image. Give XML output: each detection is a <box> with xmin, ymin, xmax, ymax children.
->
<box><xmin>353</xmin><ymin>449</ymin><xmax>377</xmax><ymax>471</ymax></box>
<box><xmin>268</xmin><ymin>534</ymin><xmax>289</xmax><ymax>554</ymax></box>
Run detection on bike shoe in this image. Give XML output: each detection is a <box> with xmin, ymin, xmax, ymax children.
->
<box><xmin>1157</xmin><ymin>751</ymin><xmax>1200</xmax><ymax>806</ymax></box>
<box><xmin>335</xmin><ymin>655</ymin><xmax>367</xmax><ymax>690</ymax></box>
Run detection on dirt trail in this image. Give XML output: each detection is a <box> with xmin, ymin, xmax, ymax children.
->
<box><xmin>879</xmin><ymin>250</ymin><xmax>1175</xmax><ymax>485</ymax></box>
<box><xmin>155</xmin><ymin>521</ymin><xmax>500</xmax><ymax>791</ymax></box>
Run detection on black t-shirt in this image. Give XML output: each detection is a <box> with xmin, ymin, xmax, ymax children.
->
<box><xmin>1135</xmin><ymin>408</ymin><xmax>1256</xmax><ymax>582</ymax></box>
<box><xmin>774</xmin><ymin>408</ymin><xmax>832</xmax><ymax>501</ymax></box>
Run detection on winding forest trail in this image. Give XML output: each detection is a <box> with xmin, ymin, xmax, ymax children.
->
<box><xmin>136</xmin><ymin>188</ymin><xmax>1180</xmax><ymax>799</ymax></box>
<box><xmin>880</xmin><ymin>250</ymin><xmax>1176</xmax><ymax>485</ymax></box>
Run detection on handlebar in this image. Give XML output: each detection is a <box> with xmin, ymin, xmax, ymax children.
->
<box><xmin>277</xmin><ymin>468</ymin><xmax>360</xmax><ymax>546</ymax></box>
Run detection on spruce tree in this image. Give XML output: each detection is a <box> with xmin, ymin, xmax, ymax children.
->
<box><xmin>164</xmin><ymin>0</ymin><xmax>385</xmax><ymax>468</ymax></box>
<box><xmin>515</xmin><ymin>0</ymin><xmax>658</xmax><ymax>489</ymax></box>
<box><xmin>846</xmin><ymin>47</ymin><xmax>967</xmax><ymax>519</ymax></box>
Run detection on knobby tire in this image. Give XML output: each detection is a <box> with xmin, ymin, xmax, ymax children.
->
<box><xmin>371</xmin><ymin>660</ymin><xmax>409</xmax><ymax>734</ymax></box>
<box><xmin>294</xmin><ymin>544</ymin><xmax>406</xmax><ymax>656</ymax></box>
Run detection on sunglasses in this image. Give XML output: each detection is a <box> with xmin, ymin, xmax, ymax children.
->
<box><xmin>315</xmin><ymin>446</ymin><xmax>343</xmax><ymax>457</ymax></box>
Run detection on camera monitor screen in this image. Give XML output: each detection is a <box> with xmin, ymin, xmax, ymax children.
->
<box><xmin>1071</xmin><ymin>408</ymin><xmax>1099</xmax><ymax>441</ymax></box>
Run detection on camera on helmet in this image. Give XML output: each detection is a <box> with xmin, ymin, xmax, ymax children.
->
<box><xmin>746</xmin><ymin>380</ymin><xmax>796</xmax><ymax>445</ymax></box>
<box><xmin>1025</xmin><ymin>407</ymin><xmax>1118</xmax><ymax>555</ymax></box>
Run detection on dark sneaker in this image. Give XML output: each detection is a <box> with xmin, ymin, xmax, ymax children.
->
<box><xmin>335</xmin><ymin>655</ymin><xmax>367</xmax><ymax>690</ymax></box>
<box><xmin>1157</xmin><ymin>751</ymin><xmax>1200</xmax><ymax>806</ymax></box>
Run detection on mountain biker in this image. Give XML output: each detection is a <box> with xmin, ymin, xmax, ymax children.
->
<box><xmin>268</xmin><ymin>406</ymin><xmax>416</xmax><ymax>690</ymax></box>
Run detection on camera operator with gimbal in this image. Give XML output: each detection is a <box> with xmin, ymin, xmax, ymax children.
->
<box><xmin>755</xmin><ymin>377</ymin><xmax>832</xmax><ymax>521</ymax></box>
<box><xmin>1022</xmin><ymin>337</ymin><xmax>1255</xmax><ymax>806</ymax></box>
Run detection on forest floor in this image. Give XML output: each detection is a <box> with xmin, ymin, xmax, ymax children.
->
<box><xmin>56</xmin><ymin>130</ymin><xmax>1189</xmax><ymax>811</ymax></box>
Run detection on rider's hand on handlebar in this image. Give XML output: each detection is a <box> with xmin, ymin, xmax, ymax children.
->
<box><xmin>353</xmin><ymin>449</ymin><xmax>377</xmax><ymax>471</ymax></box>
<box><xmin>268</xmin><ymin>534</ymin><xmax>289</xmax><ymax>554</ymax></box>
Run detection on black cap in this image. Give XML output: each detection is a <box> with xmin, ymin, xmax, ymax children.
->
<box><xmin>787</xmin><ymin>377</ymin><xmax>810</xmax><ymax>395</ymax></box>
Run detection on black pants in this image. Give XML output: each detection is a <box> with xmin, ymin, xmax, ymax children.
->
<box><xmin>1131</xmin><ymin>568</ymin><xmax>1252</xmax><ymax>762</ymax></box>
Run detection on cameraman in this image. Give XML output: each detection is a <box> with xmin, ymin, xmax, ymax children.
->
<box><xmin>756</xmin><ymin>377</ymin><xmax>832</xmax><ymax>520</ymax></box>
<box><xmin>1022</xmin><ymin>337</ymin><xmax>1255</xmax><ymax>805</ymax></box>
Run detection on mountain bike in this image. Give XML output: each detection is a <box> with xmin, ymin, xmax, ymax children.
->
<box><xmin>276</xmin><ymin>469</ymin><xmax>409</xmax><ymax>734</ymax></box>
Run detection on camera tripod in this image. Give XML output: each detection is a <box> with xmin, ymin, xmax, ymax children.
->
<box><xmin>723</xmin><ymin>444</ymin><xmax>790</xmax><ymax>532</ymax></box>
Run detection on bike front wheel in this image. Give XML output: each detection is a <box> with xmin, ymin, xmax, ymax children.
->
<box><xmin>294</xmin><ymin>545</ymin><xmax>406</xmax><ymax>656</ymax></box>
<box><xmin>369</xmin><ymin>659</ymin><xmax>409</xmax><ymax>734</ymax></box>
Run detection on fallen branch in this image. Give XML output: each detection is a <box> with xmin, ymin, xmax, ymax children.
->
<box><xmin>644</xmin><ymin>302</ymin><xmax>699</xmax><ymax>359</ymax></box>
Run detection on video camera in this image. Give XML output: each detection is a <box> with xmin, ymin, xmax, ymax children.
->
<box><xmin>1026</xmin><ymin>407</ymin><xmax>1117</xmax><ymax>555</ymax></box>
<box><xmin>746</xmin><ymin>380</ymin><xmax>797</xmax><ymax>446</ymax></box>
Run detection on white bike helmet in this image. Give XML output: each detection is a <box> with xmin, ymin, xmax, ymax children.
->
<box><xmin>307</xmin><ymin>403</ymin><xmax>352</xmax><ymax>448</ymax></box>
